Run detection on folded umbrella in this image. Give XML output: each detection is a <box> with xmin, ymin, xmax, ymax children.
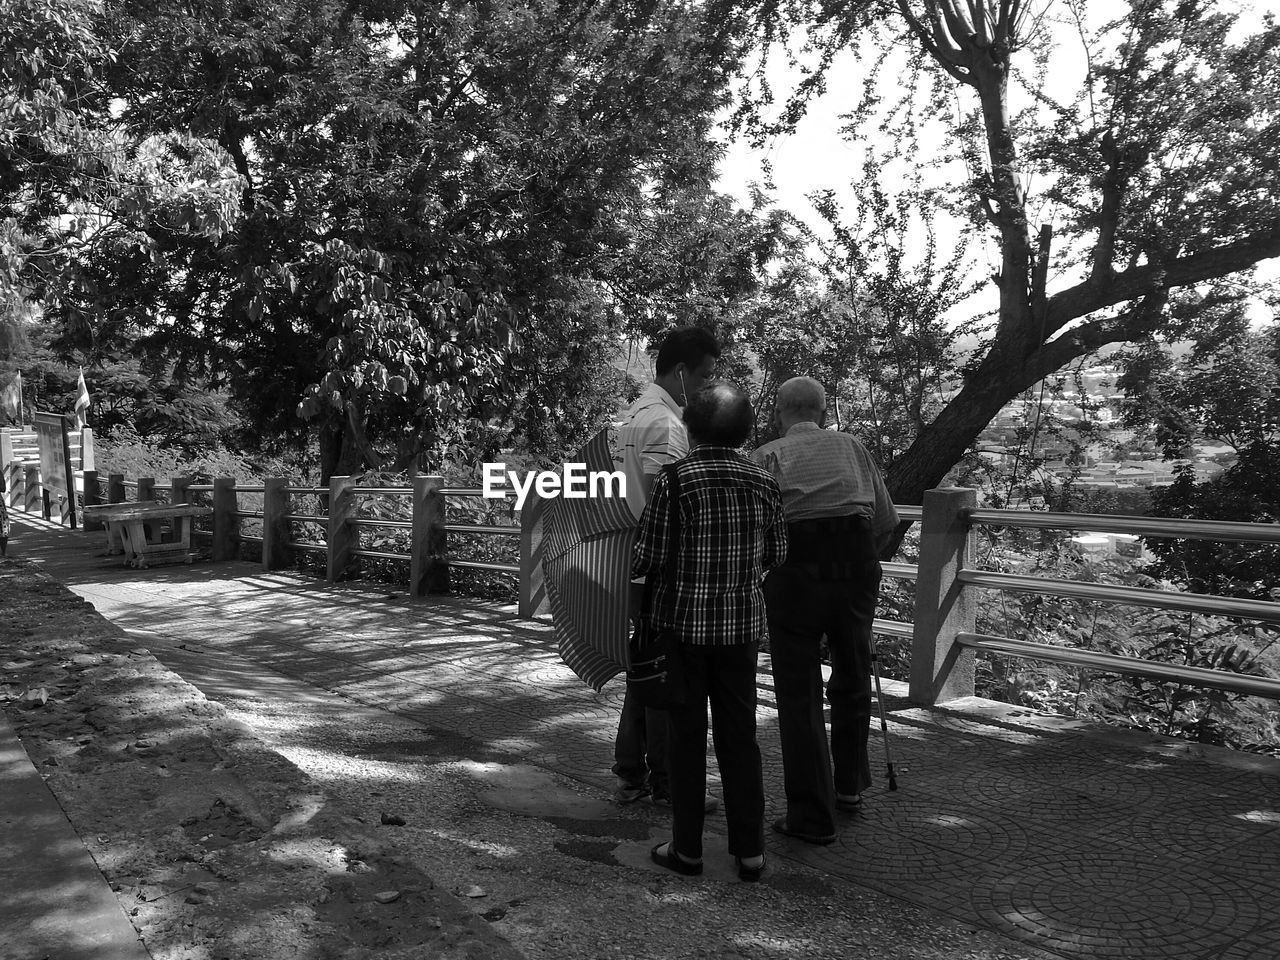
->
<box><xmin>541</xmin><ymin>425</ymin><xmax>638</xmax><ymax>691</ymax></box>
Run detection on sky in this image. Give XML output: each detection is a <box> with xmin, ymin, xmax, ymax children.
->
<box><xmin>713</xmin><ymin>0</ymin><xmax>1280</xmax><ymax>326</ymax></box>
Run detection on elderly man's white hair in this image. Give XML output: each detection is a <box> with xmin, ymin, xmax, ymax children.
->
<box><xmin>776</xmin><ymin>376</ymin><xmax>826</xmax><ymax>417</ymax></box>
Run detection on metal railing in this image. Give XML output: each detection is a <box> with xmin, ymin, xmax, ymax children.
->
<box><xmin>905</xmin><ymin>489</ymin><xmax>1280</xmax><ymax>705</ymax></box>
<box><xmin>18</xmin><ymin>447</ymin><xmax>1280</xmax><ymax>708</ymax></box>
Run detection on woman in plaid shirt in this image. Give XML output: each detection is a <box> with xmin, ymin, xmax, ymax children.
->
<box><xmin>634</xmin><ymin>382</ymin><xmax>788</xmax><ymax>882</ymax></box>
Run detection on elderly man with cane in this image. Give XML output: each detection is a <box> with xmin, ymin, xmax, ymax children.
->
<box><xmin>752</xmin><ymin>376</ymin><xmax>899</xmax><ymax>845</ymax></box>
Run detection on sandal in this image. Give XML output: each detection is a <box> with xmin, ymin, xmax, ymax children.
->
<box><xmin>650</xmin><ymin>841</ymin><xmax>703</xmax><ymax>876</ymax></box>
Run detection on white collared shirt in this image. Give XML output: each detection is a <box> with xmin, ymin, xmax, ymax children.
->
<box><xmin>616</xmin><ymin>382</ymin><xmax>688</xmax><ymax>522</ymax></box>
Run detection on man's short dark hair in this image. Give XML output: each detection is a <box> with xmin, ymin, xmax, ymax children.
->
<box><xmin>655</xmin><ymin>326</ymin><xmax>720</xmax><ymax>376</ymax></box>
<box><xmin>684</xmin><ymin>381</ymin><xmax>753</xmax><ymax>448</ymax></box>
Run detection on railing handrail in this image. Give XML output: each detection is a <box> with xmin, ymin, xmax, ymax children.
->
<box><xmin>957</xmin><ymin>632</ymin><xmax>1280</xmax><ymax>700</ymax></box>
<box><xmin>906</xmin><ymin>488</ymin><xmax>1280</xmax><ymax>708</ymax></box>
<box><xmin>27</xmin><ymin>455</ymin><xmax>1277</xmax><ymax>710</ymax></box>
<box><xmin>958</xmin><ymin>569</ymin><xmax>1280</xmax><ymax>624</ymax></box>
<box><xmin>968</xmin><ymin>507</ymin><xmax>1280</xmax><ymax>545</ymax></box>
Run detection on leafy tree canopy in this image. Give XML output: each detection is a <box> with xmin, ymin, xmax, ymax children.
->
<box><xmin>36</xmin><ymin>0</ymin><xmax>764</xmax><ymax>479</ymax></box>
<box><xmin>733</xmin><ymin>0</ymin><xmax>1280</xmax><ymax>508</ymax></box>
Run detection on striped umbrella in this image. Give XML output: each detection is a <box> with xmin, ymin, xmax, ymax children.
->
<box><xmin>542</xmin><ymin>425</ymin><xmax>638</xmax><ymax>691</ymax></box>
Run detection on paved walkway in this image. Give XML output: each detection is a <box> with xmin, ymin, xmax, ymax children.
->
<box><xmin>0</xmin><ymin>712</ymin><xmax>151</xmax><ymax>960</ymax></box>
<box><xmin>8</xmin><ymin>513</ymin><xmax>1280</xmax><ymax>960</ymax></box>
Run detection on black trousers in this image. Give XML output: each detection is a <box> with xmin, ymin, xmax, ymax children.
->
<box><xmin>667</xmin><ymin>642</ymin><xmax>765</xmax><ymax>860</ymax></box>
<box><xmin>765</xmin><ymin>537</ymin><xmax>881</xmax><ymax>837</ymax></box>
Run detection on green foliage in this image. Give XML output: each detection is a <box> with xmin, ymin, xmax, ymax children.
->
<box><xmin>1114</xmin><ymin>306</ymin><xmax>1280</xmax><ymax>598</ymax></box>
<box><xmin>732</xmin><ymin>0</ymin><xmax>1280</xmax><ymax>506</ymax></box>
<box><xmin>1144</xmin><ymin>446</ymin><xmax>1280</xmax><ymax>599</ymax></box>
<box><xmin>36</xmin><ymin>0</ymin><xmax>759</xmax><ymax>480</ymax></box>
<box><xmin>964</xmin><ymin>536</ymin><xmax>1280</xmax><ymax>757</ymax></box>
<box><xmin>739</xmin><ymin>170</ymin><xmax>978</xmax><ymax>469</ymax></box>
<box><xmin>1</xmin><ymin>0</ymin><xmax>243</xmax><ymax>308</ymax></box>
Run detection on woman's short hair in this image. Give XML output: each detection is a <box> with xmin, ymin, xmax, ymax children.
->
<box><xmin>684</xmin><ymin>381</ymin><xmax>753</xmax><ymax>447</ymax></box>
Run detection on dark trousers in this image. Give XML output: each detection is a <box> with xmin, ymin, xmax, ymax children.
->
<box><xmin>765</xmin><ymin>549</ymin><xmax>881</xmax><ymax>837</ymax></box>
<box><xmin>612</xmin><ymin>687</ymin><xmax>669</xmax><ymax>790</ymax></box>
<box><xmin>667</xmin><ymin>643</ymin><xmax>764</xmax><ymax>860</ymax></box>
<box><xmin>613</xmin><ymin>578</ymin><xmax>670</xmax><ymax>789</ymax></box>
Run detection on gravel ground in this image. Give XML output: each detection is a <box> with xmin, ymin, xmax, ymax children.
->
<box><xmin>2</xmin><ymin>555</ymin><xmax>1054</xmax><ymax>960</ymax></box>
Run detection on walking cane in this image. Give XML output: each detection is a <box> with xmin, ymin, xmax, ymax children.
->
<box><xmin>870</xmin><ymin>633</ymin><xmax>899</xmax><ymax>790</ymax></box>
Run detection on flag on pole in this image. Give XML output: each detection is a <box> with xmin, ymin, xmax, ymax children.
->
<box><xmin>0</xmin><ymin>371</ymin><xmax>20</xmax><ymax>425</ymax></box>
<box><xmin>73</xmin><ymin>367</ymin><xmax>90</xmax><ymax>429</ymax></box>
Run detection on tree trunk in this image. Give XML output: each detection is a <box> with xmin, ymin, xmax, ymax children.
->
<box><xmin>318</xmin><ymin>421</ymin><xmax>364</xmax><ymax>485</ymax></box>
<box><xmin>885</xmin><ymin>334</ymin><xmax>1046</xmax><ymax>506</ymax></box>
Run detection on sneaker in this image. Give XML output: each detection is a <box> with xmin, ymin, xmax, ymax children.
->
<box><xmin>613</xmin><ymin>781</ymin><xmax>651</xmax><ymax>804</ymax></box>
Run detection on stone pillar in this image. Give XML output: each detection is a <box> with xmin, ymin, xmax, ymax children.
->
<box><xmin>212</xmin><ymin>478</ymin><xmax>238</xmax><ymax>562</ymax></box>
<box><xmin>518</xmin><ymin>494</ymin><xmax>549</xmax><ymax>618</ymax></box>
<box><xmin>78</xmin><ymin>427</ymin><xmax>94</xmax><ymax>472</ymax></box>
<box><xmin>261</xmin><ymin>478</ymin><xmax>292</xmax><ymax>571</ymax></box>
<box><xmin>909</xmin><ymin>487</ymin><xmax>978</xmax><ymax>705</ymax></box>
<box><xmin>23</xmin><ymin>463</ymin><xmax>40</xmax><ymax>513</ymax></box>
<box><xmin>6</xmin><ymin>460</ymin><xmax>23</xmax><ymax>509</ymax></box>
<box><xmin>82</xmin><ymin>470</ymin><xmax>102</xmax><ymax>531</ymax></box>
<box><xmin>136</xmin><ymin>477</ymin><xmax>156</xmax><ymax>502</ymax></box>
<box><xmin>326</xmin><ymin>476</ymin><xmax>358</xmax><ymax>583</ymax></box>
<box><xmin>410</xmin><ymin>475</ymin><xmax>449</xmax><ymax>597</ymax></box>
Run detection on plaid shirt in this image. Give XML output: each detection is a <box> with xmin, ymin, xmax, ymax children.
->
<box><xmin>633</xmin><ymin>446</ymin><xmax>788</xmax><ymax>646</ymax></box>
<box><xmin>751</xmin><ymin>422</ymin><xmax>899</xmax><ymax>541</ymax></box>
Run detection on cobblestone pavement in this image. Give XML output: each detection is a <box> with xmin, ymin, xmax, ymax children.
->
<box><xmin>13</xmin><ymin>515</ymin><xmax>1280</xmax><ymax>960</ymax></box>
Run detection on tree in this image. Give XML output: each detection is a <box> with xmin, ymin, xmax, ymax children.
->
<box><xmin>737</xmin><ymin>0</ymin><xmax>1280</xmax><ymax>508</ymax></box>
<box><xmin>1119</xmin><ymin>303</ymin><xmax>1280</xmax><ymax>598</ymax></box>
<box><xmin>45</xmin><ymin>0</ymin><xmax>758</xmax><ymax>479</ymax></box>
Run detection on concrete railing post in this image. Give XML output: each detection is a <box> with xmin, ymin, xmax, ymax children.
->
<box><xmin>79</xmin><ymin>427</ymin><xmax>94</xmax><ymax>472</ymax></box>
<box><xmin>6</xmin><ymin>460</ymin><xmax>23</xmax><ymax>509</ymax></box>
<box><xmin>326</xmin><ymin>476</ymin><xmax>357</xmax><ymax>583</ymax></box>
<box><xmin>0</xmin><ymin>429</ymin><xmax>12</xmax><ymax>473</ymax></box>
<box><xmin>107</xmin><ymin>473</ymin><xmax>125</xmax><ymax>504</ymax></box>
<box><xmin>261</xmin><ymin>477</ymin><xmax>291</xmax><ymax>571</ymax></box>
<box><xmin>82</xmin><ymin>470</ymin><xmax>102</xmax><ymax>530</ymax></box>
<box><xmin>137</xmin><ymin>477</ymin><xmax>156</xmax><ymax>502</ymax></box>
<box><xmin>212</xmin><ymin>478</ymin><xmax>238</xmax><ymax>562</ymax></box>
<box><xmin>170</xmin><ymin>476</ymin><xmax>192</xmax><ymax>505</ymax></box>
<box><xmin>23</xmin><ymin>463</ymin><xmax>40</xmax><ymax>514</ymax></box>
<box><xmin>410</xmin><ymin>475</ymin><xmax>449</xmax><ymax>597</ymax></box>
<box><xmin>909</xmin><ymin>487</ymin><xmax>978</xmax><ymax>705</ymax></box>
<box><xmin>518</xmin><ymin>493</ymin><xmax>549</xmax><ymax>618</ymax></box>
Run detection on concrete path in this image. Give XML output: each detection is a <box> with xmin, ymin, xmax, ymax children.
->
<box><xmin>0</xmin><ymin>712</ymin><xmax>151</xmax><ymax>960</ymax></box>
<box><xmin>7</xmin><ymin>512</ymin><xmax>1280</xmax><ymax>960</ymax></box>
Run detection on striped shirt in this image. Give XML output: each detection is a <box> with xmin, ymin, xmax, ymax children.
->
<box><xmin>751</xmin><ymin>422</ymin><xmax>899</xmax><ymax>540</ymax></box>
<box><xmin>616</xmin><ymin>383</ymin><xmax>689</xmax><ymax>522</ymax></box>
<box><xmin>633</xmin><ymin>446</ymin><xmax>788</xmax><ymax>646</ymax></box>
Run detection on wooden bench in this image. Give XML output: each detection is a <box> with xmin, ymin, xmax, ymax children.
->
<box><xmin>82</xmin><ymin>502</ymin><xmax>213</xmax><ymax>569</ymax></box>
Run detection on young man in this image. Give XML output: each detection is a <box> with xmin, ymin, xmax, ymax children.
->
<box><xmin>752</xmin><ymin>376</ymin><xmax>899</xmax><ymax>844</ymax></box>
<box><xmin>612</xmin><ymin>326</ymin><xmax>719</xmax><ymax>805</ymax></box>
